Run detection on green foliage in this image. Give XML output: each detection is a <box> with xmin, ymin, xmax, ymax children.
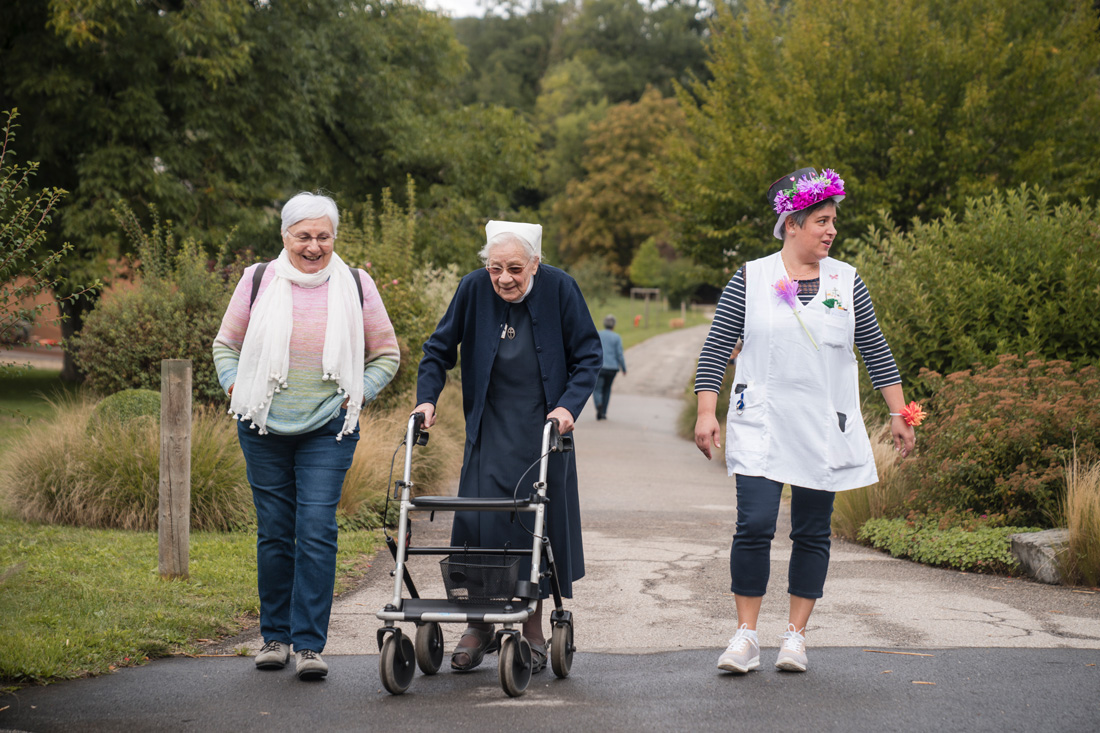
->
<box><xmin>628</xmin><ymin>237</ymin><xmax>665</xmax><ymax>288</ymax></box>
<box><xmin>0</xmin><ymin>110</ymin><xmax>98</xmax><ymax>357</ymax></box>
<box><xmin>453</xmin><ymin>0</ymin><xmax>710</xmax><ymax>112</ymax></box>
<box><xmin>895</xmin><ymin>355</ymin><xmax>1100</xmax><ymax>527</ymax></box>
<box><xmin>87</xmin><ymin>388</ymin><xmax>160</xmax><ymax>432</ymax></box>
<box><xmin>69</xmin><ymin>206</ymin><xmax>234</xmax><ymax>404</ymax></box>
<box><xmin>858</xmin><ymin>514</ymin><xmax>1040</xmax><ymax>574</ymax></box>
<box><xmin>556</xmin><ymin>89</ymin><xmax>686</xmax><ymax>277</ymax></box>
<box><xmin>666</xmin><ymin>0</ymin><xmax>1100</xmax><ymax>272</ymax></box>
<box><xmin>0</xmin><ymin>0</ymin><xmax>468</xmax><ymax>358</ymax></box>
<box><xmin>0</xmin><ymin>518</ymin><xmax>378</xmax><ymax>683</ymax></box>
<box><xmin>856</xmin><ymin>187</ymin><xmax>1100</xmax><ymax>401</ymax></box>
<box><xmin>567</xmin><ymin>254</ymin><xmax>623</xmax><ymax>306</ymax></box>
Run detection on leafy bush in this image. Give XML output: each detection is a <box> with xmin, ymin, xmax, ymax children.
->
<box><xmin>567</xmin><ymin>254</ymin><xmax>623</xmax><ymax>306</ymax></box>
<box><xmin>858</xmin><ymin>513</ymin><xmax>1040</xmax><ymax>574</ymax></box>
<box><xmin>87</xmin><ymin>388</ymin><xmax>160</xmax><ymax>432</ymax></box>
<box><xmin>0</xmin><ymin>397</ymin><xmax>252</xmax><ymax>532</ymax></box>
<box><xmin>1061</xmin><ymin>452</ymin><xmax>1100</xmax><ymax>587</ymax></box>
<box><xmin>894</xmin><ymin>355</ymin><xmax>1100</xmax><ymax>527</ymax></box>
<box><xmin>70</xmin><ymin>206</ymin><xmax>235</xmax><ymax>404</ymax></box>
<box><xmin>856</xmin><ymin>187</ymin><xmax>1100</xmax><ymax>402</ymax></box>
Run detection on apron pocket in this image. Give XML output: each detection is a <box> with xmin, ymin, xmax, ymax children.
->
<box><xmin>726</xmin><ymin>384</ymin><xmax>767</xmax><ymax>454</ymax></box>
<box><xmin>821</xmin><ymin>312</ymin><xmax>850</xmax><ymax>347</ymax></box>
<box><xmin>826</xmin><ymin>420</ymin><xmax>870</xmax><ymax>470</ymax></box>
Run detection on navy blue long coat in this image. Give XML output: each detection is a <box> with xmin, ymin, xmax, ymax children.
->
<box><xmin>416</xmin><ymin>264</ymin><xmax>601</xmax><ymax>597</ymax></box>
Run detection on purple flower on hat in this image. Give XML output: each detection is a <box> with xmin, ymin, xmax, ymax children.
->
<box><xmin>773</xmin><ymin>189</ymin><xmax>793</xmax><ymax>215</ymax></box>
<box><xmin>772</xmin><ymin>168</ymin><xmax>846</xmax><ymax>218</ymax></box>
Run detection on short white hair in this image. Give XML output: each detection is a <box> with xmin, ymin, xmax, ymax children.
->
<box><xmin>478</xmin><ymin>232</ymin><xmax>538</xmax><ymax>264</ymax></box>
<box><xmin>281</xmin><ymin>192</ymin><xmax>339</xmax><ymax>236</ymax></box>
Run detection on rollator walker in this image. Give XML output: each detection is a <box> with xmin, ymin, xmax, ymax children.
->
<box><xmin>375</xmin><ymin>411</ymin><xmax>576</xmax><ymax>697</ymax></box>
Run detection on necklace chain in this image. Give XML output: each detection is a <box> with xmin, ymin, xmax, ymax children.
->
<box><xmin>781</xmin><ymin>251</ymin><xmax>819</xmax><ymax>281</ymax></box>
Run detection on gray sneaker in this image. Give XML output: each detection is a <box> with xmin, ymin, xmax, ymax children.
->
<box><xmin>254</xmin><ymin>640</ymin><xmax>289</xmax><ymax>670</ymax></box>
<box><xmin>717</xmin><ymin>624</ymin><xmax>760</xmax><ymax>673</ymax></box>
<box><xmin>775</xmin><ymin>624</ymin><xmax>808</xmax><ymax>672</ymax></box>
<box><xmin>295</xmin><ymin>649</ymin><xmax>329</xmax><ymax>680</ymax></box>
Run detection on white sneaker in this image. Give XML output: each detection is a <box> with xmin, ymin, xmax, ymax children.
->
<box><xmin>775</xmin><ymin>624</ymin><xmax>808</xmax><ymax>672</ymax></box>
<box><xmin>254</xmin><ymin>640</ymin><xmax>289</xmax><ymax>670</ymax></box>
<box><xmin>295</xmin><ymin>649</ymin><xmax>329</xmax><ymax>680</ymax></box>
<box><xmin>717</xmin><ymin>624</ymin><xmax>760</xmax><ymax>673</ymax></box>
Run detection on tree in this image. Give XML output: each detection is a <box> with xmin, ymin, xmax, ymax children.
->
<box><xmin>627</xmin><ymin>237</ymin><xmax>664</xmax><ymax>287</ymax></box>
<box><xmin>664</xmin><ymin>0</ymin><xmax>1100</xmax><ymax>272</ymax></box>
<box><xmin>0</xmin><ymin>110</ymin><xmax>98</xmax><ymax>368</ymax></box>
<box><xmin>554</xmin><ymin>88</ymin><xmax>686</xmax><ymax>277</ymax></box>
<box><xmin>0</xmin><ymin>0</ymin><xmax>467</xmax><ymax>377</ymax></box>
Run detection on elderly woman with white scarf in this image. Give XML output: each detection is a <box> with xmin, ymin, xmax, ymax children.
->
<box><xmin>213</xmin><ymin>192</ymin><xmax>399</xmax><ymax>681</ymax></box>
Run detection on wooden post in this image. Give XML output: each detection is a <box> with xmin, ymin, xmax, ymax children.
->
<box><xmin>644</xmin><ymin>293</ymin><xmax>651</xmax><ymax>329</ymax></box>
<box><xmin>159</xmin><ymin>359</ymin><xmax>191</xmax><ymax>579</ymax></box>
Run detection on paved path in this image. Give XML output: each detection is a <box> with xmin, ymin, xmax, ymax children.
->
<box><xmin>3</xmin><ymin>325</ymin><xmax>1099</xmax><ymax>732</ymax></box>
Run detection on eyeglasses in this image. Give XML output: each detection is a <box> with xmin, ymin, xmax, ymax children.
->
<box><xmin>485</xmin><ymin>261</ymin><xmax>531</xmax><ymax>277</ymax></box>
<box><xmin>286</xmin><ymin>232</ymin><xmax>335</xmax><ymax>245</ymax></box>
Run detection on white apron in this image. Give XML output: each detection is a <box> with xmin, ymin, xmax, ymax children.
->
<box><xmin>725</xmin><ymin>252</ymin><xmax>877</xmax><ymax>492</ymax></box>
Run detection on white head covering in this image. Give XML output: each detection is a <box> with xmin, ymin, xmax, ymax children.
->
<box><xmin>485</xmin><ymin>220</ymin><xmax>542</xmax><ymax>258</ymax></box>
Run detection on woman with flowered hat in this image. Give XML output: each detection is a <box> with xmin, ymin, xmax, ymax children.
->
<box><xmin>414</xmin><ymin>220</ymin><xmax>601</xmax><ymax>675</ymax></box>
<box><xmin>692</xmin><ymin>168</ymin><xmax>921</xmax><ymax>675</ymax></box>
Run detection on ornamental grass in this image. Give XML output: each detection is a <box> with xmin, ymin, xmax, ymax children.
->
<box><xmin>1061</xmin><ymin>450</ymin><xmax>1100</xmax><ymax>587</ymax></box>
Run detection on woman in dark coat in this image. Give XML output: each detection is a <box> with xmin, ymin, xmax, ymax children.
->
<box><xmin>414</xmin><ymin>220</ymin><xmax>601</xmax><ymax>674</ymax></box>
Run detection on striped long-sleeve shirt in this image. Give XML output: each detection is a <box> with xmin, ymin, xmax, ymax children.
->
<box><xmin>212</xmin><ymin>263</ymin><xmax>401</xmax><ymax>435</ymax></box>
<box><xmin>694</xmin><ymin>266</ymin><xmax>900</xmax><ymax>394</ymax></box>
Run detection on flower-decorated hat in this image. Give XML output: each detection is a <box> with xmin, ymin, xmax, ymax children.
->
<box><xmin>485</xmin><ymin>220</ymin><xmax>543</xmax><ymax>258</ymax></box>
<box><xmin>766</xmin><ymin>167</ymin><xmax>846</xmax><ymax>240</ymax></box>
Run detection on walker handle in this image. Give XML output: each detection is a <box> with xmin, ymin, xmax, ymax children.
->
<box><xmin>546</xmin><ymin>417</ymin><xmax>564</xmax><ymax>453</ymax></box>
<box><xmin>410</xmin><ymin>411</ymin><xmax>429</xmax><ymax>446</ymax></box>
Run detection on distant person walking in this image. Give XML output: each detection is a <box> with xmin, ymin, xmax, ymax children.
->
<box><xmin>594</xmin><ymin>315</ymin><xmax>626</xmax><ymax>420</ymax></box>
<box><xmin>693</xmin><ymin>168</ymin><xmax>920</xmax><ymax>675</ymax></box>
<box><xmin>213</xmin><ymin>192</ymin><xmax>400</xmax><ymax>681</ymax></box>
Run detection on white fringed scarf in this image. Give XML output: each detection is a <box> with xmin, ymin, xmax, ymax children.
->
<box><xmin>229</xmin><ymin>250</ymin><xmax>364</xmax><ymax>440</ymax></box>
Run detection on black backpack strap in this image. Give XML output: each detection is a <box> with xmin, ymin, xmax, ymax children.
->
<box><xmin>349</xmin><ymin>263</ymin><xmax>364</xmax><ymax>307</ymax></box>
<box><xmin>249</xmin><ymin>261</ymin><xmax>269</xmax><ymax>310</ymax></box>
<box><xmin>249</xmin><ymin>260</ymin><xmax>363</xmax><ymax>309</ymax></box>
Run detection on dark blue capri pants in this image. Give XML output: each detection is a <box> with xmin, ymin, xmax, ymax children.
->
<box><xmin>730</xmin><ymin>474</ymin><xmax>836</xmax><ymax>599</ymax></box>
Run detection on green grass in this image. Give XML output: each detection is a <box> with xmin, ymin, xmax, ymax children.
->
<box><xmin>0</xmin><ymin>518</ymin><xmax>380</xmax><ymax>683</ymax></box>
<box><xmin>0</xmin><ymin>367</ymin><xmax>80</xmax><ymax>454</ymax></box>
<box><xmin>586</xmin><ymin>294</ymin><xmax>711</xmax><ymax>351</ymax></box>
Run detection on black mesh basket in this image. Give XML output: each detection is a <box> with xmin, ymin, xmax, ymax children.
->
<box><xmin>439</xmin><ymin>554</ymin><xmax>522</xmax><ymax>604</ymax></box>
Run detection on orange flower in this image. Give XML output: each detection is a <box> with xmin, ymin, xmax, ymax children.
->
<box><xmin>900</xmin><ymin>401</ymin><xmax>927</xmax><ymax>427</ymax></box>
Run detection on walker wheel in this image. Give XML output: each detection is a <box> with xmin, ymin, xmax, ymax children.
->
<box><xmin>380</xmin><ymin>633</ymin><xmax>416</xmax><ymax>695</ymax></box>
<box><xmin>414</xmin><ymin>622</ymin><xmax>444</xmax><ymax>675</ymax></box>
<box><xmin>551</xmin><ymin>620</ymin><xmax>574</xmax><ymax>678</ymax></box>
<box><xmin>498</xmin><ymin>635</ymin><xmax>532</xmax><ymax>698</ymax></box>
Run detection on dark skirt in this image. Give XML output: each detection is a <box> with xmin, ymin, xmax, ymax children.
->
<box><xmin>451</xmin><ymin>302</ymin><xmax>585</xmax><ymax>597</ymax></box>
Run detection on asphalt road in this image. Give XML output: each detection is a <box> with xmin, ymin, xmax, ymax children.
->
<box><xmin>3</xmin><ymin>325</ymin><xmax>1099</xmax><ymax>732</ymax></box>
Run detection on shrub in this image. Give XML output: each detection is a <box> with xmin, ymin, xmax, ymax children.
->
<box><xmin>855</xmin><ymin>187</ymin><xmax>1100</xmax><ymax>404</ymax></box>
<box><xmin>87</xmin><ymin>388</ymin><xmax>161</xmax><ymax>432</ymax></box>
<box><xmin>832</xmin><ymin>422</ymin><xmax>909</xmax><ymax>539</ymax></box>
<box><xmin>858</xmin><ymin>513</ymin><xmax>1041</xmax><ymax>574</ymax></box>
<box><xmin>70</xmin><ymin>206</ymin><xmax>235</xmax><ymax>404</ymax></box>
<box><xmin>894</xmin><ymin>355</ymin><xmax>1100</xmax><ymax>527</ymax></box>
<box><xmin>1061</xmin><ymin>451</ymin><xmax>1100</xmax><ymax>587</ymax></box>
<box><xmin>0</xmin><ymin>397</ymin><xmax>252</xmax><ymax>531</ymax></box>
<box><xmin>567</xmin><ymin>254</ymin><xmax>623</xmax><ymax>306</ymax></box>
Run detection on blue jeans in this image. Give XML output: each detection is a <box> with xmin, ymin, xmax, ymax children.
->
<box><xmin>730</xmin><ymin>475</ymin><xmax>836</xmax><ymax>599</ymax></box>
<box><xmin>593</xmin><ymin>368</ymin><xmax>618</xmax><ymax>417</ymax></box>
<box><xmin>237</xmin><ymin>411</ymin><xmax>359</xmax><ymax>652</ymax></box>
